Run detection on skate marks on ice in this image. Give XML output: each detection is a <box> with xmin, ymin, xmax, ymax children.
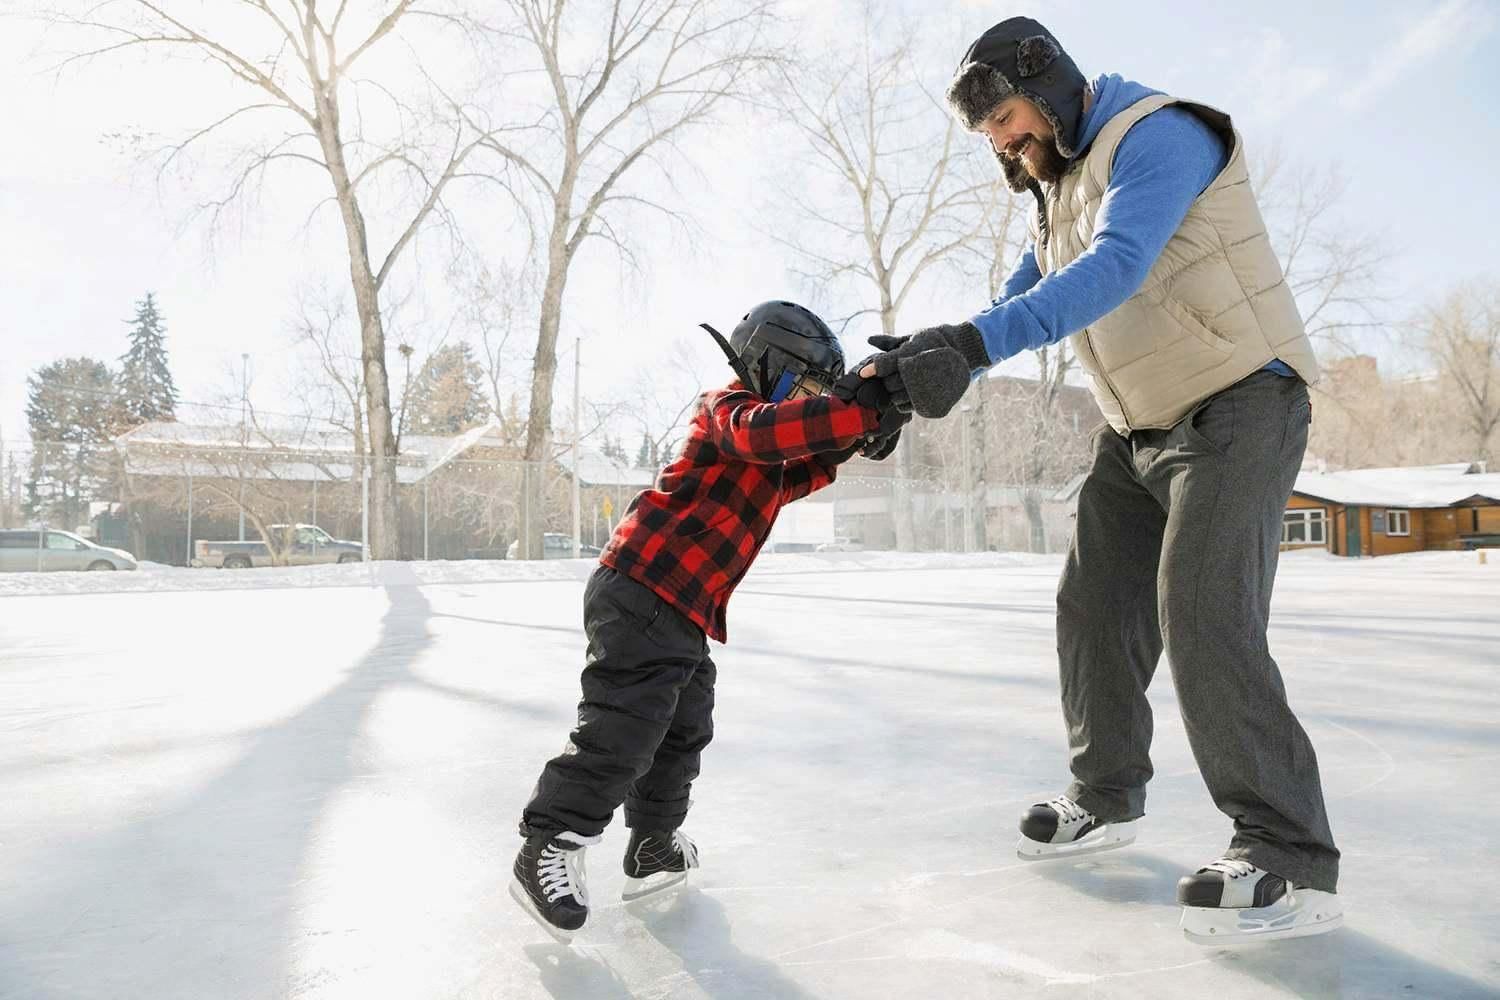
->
<box><xmin>1036</xmin><ymin>849</ymin><xmax>1500</xmax><ymax>999</ymax></box>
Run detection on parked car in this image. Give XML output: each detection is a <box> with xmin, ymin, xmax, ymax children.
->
<box><xmin>193</xmin><ymin>523</ymin><xmax>363</xmax><ymax>569</ymax></box>
<box><xmin>0</xmin><ymin>528</ymin><xmax>138</xmax><ymax>572</ymax></box>
<box><xmin>504</xmin><ymin>533</ymin><xmax>604</xmax><ymax>560</ymax></box>
<box><xmin>815</xmin><ymin>538</ymin><xmax>864</xmax><ymax>553</ymax></box>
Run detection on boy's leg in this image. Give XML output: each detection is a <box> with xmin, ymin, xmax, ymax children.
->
<box><xmin>520</xmin><ymin>568</ymin><xmax>705</xmax><ymax>839</ymax></box>
<box><xmin>1058</xmin><ymin>425</ymin><xmax>1168</xmax><ymax>823</ymax></box>
<box><xmin>626</xmin><ymin>642</ymin><xmax>716</xmax><ymax>832</ymax></box>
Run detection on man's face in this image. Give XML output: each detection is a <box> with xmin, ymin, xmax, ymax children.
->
<box><xmin>975</xmin><ymin>95</ymin><xmax>1068</xmax><ymax>184</ymax></box>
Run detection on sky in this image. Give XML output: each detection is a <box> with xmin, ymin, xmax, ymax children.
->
<box><xmin>3</xmin><ymin>0</ymin><xmax>1498</xmax><ymax>447</ymax></box>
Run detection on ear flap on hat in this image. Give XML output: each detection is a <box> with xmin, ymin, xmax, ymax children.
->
<box><xmin>1015</xmin><ymin>35</ymin><xmax>1060</xmax><ymax>78</ymax></box>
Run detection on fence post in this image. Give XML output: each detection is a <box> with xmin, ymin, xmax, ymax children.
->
<box><xmin>185</xmin><ymin>473</ymin><xmax>193</xmax><ymax>567</ymax></box>
<box><xmin>423</xmin><ymin>477</ymin><xmax>429</xmax><ymax>561</ymax></box>
<box><xmin>361</xmin><ymin>461</ymin><xmax>370</xmax><ymax>563</ymax></box>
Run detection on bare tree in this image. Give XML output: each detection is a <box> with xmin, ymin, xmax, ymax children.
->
<box><xmin>466</xmin><ymin>0</ymin><xmax>778</xmax><ymax>558</ymax></box>
<box><xmin>1255</xmin><ymin>149</ymin><xmax>1390</xmax><ymax>357</ymax></box>
<box><xmin>44</xmin><ymin>1</ymin><xmax>500</xmax><ymax>559</ymax></box>
<box><xmin>773</xmin><ymin>5</ymin><xmax>1000</xmax><ymax>550</ymax></box>
<box><xmin>1418</xmin><ymin>281</ymin><xmax>1500</xmax><ymax>466</ymax></box>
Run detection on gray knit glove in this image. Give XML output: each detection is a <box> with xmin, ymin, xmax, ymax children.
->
<box><xmin>865</xmin><ymin>322</ymin><xmax>988</xmax><ymax>419</ymax></box>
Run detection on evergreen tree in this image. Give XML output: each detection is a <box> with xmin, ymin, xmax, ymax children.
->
<box><xmin>118</xmin><ymin>292</ymin><xmax>179</xmax><ymax>424</ymax></box>
<box><xmin>402</xmin><ymin>343</ymin><xmax>491</xmax><ymax>436</ymax></box>
<box><xmin>25</xmin><ymin>357</ymin><xmax>123</xmax><ymax>528</ymax></box>
<box><xmin>635</xmin><ymin>432</ymin><xmax>653</xmax><ymax>468</ymax></box>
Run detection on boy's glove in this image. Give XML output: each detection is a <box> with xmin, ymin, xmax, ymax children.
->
<box><xmin>860</xmin><ymin>429</ymin><xmax>902</xmax><ymax>461</ymax></box>
<box><xmin>864</xmin><ymin>322</ymin><xmax>988</xmax><ymax>419</ymax></box>
<box><xmin>832</xmin><ymin>369</ymin><xmax>909</xmax><ymax>439</ymax></box>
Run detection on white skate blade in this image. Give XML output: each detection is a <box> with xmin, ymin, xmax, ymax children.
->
<box><xmin>1016</xmin><ymin>819</ymin><xmax>1137</xmax><ymax>861</ymax></box>
<box><xmin>508</xmin><ymin>878</ymin><xmax>578</xmax><ymax>945</ymax></box>
<box><xmin>622</xmin><ymin>869</ymin><xmax>690</xmax><ymax>902</ymax></box>
<box><xmin>1181</xmin><ymin>888</ymin><xmax>1343</xmax><ymax>946</ymax></box>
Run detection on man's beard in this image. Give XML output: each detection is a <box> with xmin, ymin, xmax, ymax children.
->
<box><xmin>1000</xmin><ymin>135</ymin><xmax>1069</xmax><ymax>186</ymax></box>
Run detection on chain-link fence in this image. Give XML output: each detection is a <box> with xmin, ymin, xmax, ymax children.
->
<box><xmin>2</xmin><ymin>436</ymin><xmax>1079</xmax><ymax>567</ymax></box>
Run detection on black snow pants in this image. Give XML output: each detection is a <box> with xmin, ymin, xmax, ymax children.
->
<box><xmin>520</xmin><ymin>566</ymin><xmax>716</xmax><ymax>838</ymax></box>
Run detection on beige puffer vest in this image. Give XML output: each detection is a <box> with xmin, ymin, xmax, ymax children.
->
<box><xmin>1031</xmin><ymin>94</ymin><xmax>1319</xmax><ymax>433</ymax></box>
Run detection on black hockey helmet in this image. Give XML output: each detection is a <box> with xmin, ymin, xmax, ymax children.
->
<box><xmin>699</xmin><ymin>301</ymin><xmax>845</xmax><ymax>402</ymax></box>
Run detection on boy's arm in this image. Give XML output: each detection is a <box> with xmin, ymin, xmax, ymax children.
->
<box><xmin>780</xmin><ymin>439</ymin><xmax>861</xmax><ymax>503</ymax></box>
<box><xmin>706</xmin><ymin>389</ymin><xmax>876</xmax><ymax>464</ymax></box>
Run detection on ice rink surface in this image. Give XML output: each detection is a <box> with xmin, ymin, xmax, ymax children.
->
<box><xmin>2</xmin><ymin>551</ymin><xmax>1497</xmax><ymax>999</ymax></box>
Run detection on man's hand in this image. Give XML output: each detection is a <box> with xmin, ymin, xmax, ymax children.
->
<box><xmin>858</xmin><ymin>322</ymin><xmax>988</xmax><ymax>419</ymax></box>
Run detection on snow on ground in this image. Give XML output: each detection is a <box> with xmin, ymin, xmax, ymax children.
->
<box><xmin>1</xmin><ymin>550</ymin><xmax>1497</xmax><ymax>999</ymax></box>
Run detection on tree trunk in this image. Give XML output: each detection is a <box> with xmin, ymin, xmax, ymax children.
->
<box><xmin>879</xmin><ymin>303</ymin><xmax>917</xmax><ymax>551</ymax></box>
<box><xmin>313</xmin><ymin>89</ymin><xmax>399</xmax><ymax>561</ymax></box>
<box><xmin>518</xmin><ymin>202</ymin><xmax>574</xmax><ymax>560</ymax></box>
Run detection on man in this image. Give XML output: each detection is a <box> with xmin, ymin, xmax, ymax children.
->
<box><xmin>862</xmin><ymin>17</ymin><xmax>1342</xmax><ymax>943</ymax></box>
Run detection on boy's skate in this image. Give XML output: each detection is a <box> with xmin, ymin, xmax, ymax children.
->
<box><xmin>1177</xmin><ymin>858</ymin><xmax>1343</xmax><ymax>945</ymax></box>
<box><xmin>509</xmin><ymin>831</ymin><xmax>600</xmax><ymax>943</ymax></box>
<box><xmin>1016</xmin><ymin>795</ymin><xmax>1137</xmax><ymax>860</ymax></box>
<box><xmin>622</xmin><ymin>828</ymin><xmax>699</xmax><ymax>901</ymax></box>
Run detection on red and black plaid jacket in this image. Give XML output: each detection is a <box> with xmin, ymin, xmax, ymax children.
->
<box><xmin>601</xmin><ymin>382</ymin><xmax>878</xmax><ymax>642</ymax></box>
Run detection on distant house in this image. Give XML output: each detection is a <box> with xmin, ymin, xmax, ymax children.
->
<box><xmin>1285</xmin><ymin>463</ymin><xmax>1500</xmax><ymax>556</ymax></box>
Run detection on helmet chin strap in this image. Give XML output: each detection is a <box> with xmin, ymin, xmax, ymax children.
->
<box><xmin>699</xmin><ymin>323</ymin><xmax>758</xmax><ymax>392</ymax></box>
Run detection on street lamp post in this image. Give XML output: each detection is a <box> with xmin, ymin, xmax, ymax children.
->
<box><xmin>238</xmin><ymin>353</ymin><xmax>248</xmax><ymax>541</ymax></box>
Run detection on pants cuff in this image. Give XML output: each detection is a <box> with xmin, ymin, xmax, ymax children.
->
<box><xmin>624</xmin><ymin>795</ymin><xmax>691</xmax><ymax>831</ymax></box>
<box><xmin>1223</xmin><ymin>842</ymin><xmax>1339</xmax><ymax>894</ymax></box>
<box><xmin>1066</xmin><ymin>780</ymin><xmax>1146</xmax><ymax>825</ymax></box>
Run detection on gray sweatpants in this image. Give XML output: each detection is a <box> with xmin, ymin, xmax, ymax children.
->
<box><xmin>1057</xmin><ymin>370</ymin><xmax>1340</xmax><ymax>892</ymax></box>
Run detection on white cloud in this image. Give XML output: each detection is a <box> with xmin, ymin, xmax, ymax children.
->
<box><xmin>1340</xmin><ymin>0</ymin><xmax>1497</xmax><ymax>110</ymax></box>
<box><xmin>1237</xmin><ymin>29</ymin><xmax>1333</xmax><ymax>125</ymax></box>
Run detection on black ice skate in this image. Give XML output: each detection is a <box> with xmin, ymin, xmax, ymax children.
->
<box><xmin>1016</xmin><ymin>794</ymin><xmax>1137</xmax><ymax>860</ymax></box>
<box><xmin>509</xmin><ymin>831</ymin><xmax>600</xmax><ymax>943</ymax></box>
<box><xmin>622</xmin><ymin>828</ymin><xmax>699</xmax><ymax>901</ymax></box>
<box><xmin>1177</xmin><ymin>857</ymin><xmax>1343</xmax><ymax>945</ymax></box>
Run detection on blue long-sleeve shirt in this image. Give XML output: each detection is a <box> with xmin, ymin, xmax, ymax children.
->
<box><xmin>970</xmin><ymin>73</ymin><xmax>1292</xmax><ymax>377</ymax></box>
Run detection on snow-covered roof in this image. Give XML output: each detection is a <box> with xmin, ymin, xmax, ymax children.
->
<box><xmin>1293</xmin><ymin>463</ymin><xmax>1500</xmax><ymax>508</ymax></box>
<box><xmin>113</xmin><ymin>419</ymin><xmax>657</xmax><ymax>489</ymax></box>
<box><xmin>115</xmin><ymin>418</ymin><xmax>512</xmax><ymax>485</ymax></box>
<box><xmin>556</xmin><ymin>449</ymin><xmax>657</xmax><ymax>489</ymax></box>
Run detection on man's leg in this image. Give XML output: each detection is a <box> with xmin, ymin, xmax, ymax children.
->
<box><xmin>1058</xmin><ymin>425</ymin><xmax>1169</xmax><ymax>823</ymax></box>
<box><xmin>1144</xmin><ymin>373</ymin><xmax>1339</xmax><ymax>892</ymax></box>
<box><xmin>520</xmin><ymin>568</ymin><xmax>705</xmax><ymax>839</ymax></box>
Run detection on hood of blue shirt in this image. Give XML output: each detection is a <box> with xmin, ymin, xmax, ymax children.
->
<box><xmin>1072</xmin><ymin>74</ymin><xmax>1161</xmax><ymax>161</ymax></box>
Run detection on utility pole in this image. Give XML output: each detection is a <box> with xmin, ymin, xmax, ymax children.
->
<box><xmin>238</xmin><ymin>353</ymin><xmax>248</xmax><ymax>541</ymax></box>
<box><xmin>571</xmin><ymin>337</ymin><xmax>582</xmax><ymax>559</ymax></box>
<box><xmin>960</xmin><ymin>404</ymin><xmax>973</xmax><ymax>553</ymax></box>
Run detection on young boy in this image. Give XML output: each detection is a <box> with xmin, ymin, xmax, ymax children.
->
<box><xmin>510</xmin><ymin>300</ymin><xmax>905</xmax><ymax>942</ymax></box>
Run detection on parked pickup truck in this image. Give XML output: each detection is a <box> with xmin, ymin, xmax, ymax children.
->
<box><xmin>193</xmin><ymin>524</ymin><xmax>364</xmax><ymax>569</ymax></box>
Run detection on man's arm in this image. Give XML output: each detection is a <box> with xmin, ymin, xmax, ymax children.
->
<box><xmin>968</xmin><ymin>107</ymin><xmax>1228</xmax><ymax>364</ymax></box>
<box><xmin>706</xmin><ymin>390</ymin><xmax>876</xmax><ymax>464</ymax></box>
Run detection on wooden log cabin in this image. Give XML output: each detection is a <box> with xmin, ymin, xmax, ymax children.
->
<box><xmin>1283</xmin><ymin>463</ymin><xmax>1500</xmax><ymax>557</ymax></box>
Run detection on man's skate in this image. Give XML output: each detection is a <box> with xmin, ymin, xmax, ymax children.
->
<box><xmin>622</xmin><ymin>828</ymin><xmax>699</xmax><ymax>901</ymax></box>
<box><xmin>509</xmin><ymin>831</ymin><xmax>600</xmax><ymax>944</ymax></box>
<box><xmin>1016</xmin><ymin>795</ymin><xmax>1137</xmax><ymax>860</ymax></box>
<box><xmin>1177</xmin><ymin>858</ymin><xmax>1343</xmax><ymax>945</ymax></box>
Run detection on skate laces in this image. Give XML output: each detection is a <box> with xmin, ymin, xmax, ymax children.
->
<box><xmin>1201</xmin><ymin>857</ymin><xmax>1259</xmax><ymax>880</ymax></box>
<box><xmin>672</xmin><ymin>830</ymin><xmax>699</xmax><ymax>869</ymax></box>
<box><xmin>1044</xmin><ymin>796</ymin><xmax>1089</xmax><ymax>824</ymax></box>
<box><xmin>538</xmin><ymin>833</ymin><xmax>600</xmax><ymax>903</ymax></box>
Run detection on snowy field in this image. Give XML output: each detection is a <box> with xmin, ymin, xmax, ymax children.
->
<box><xmin>1</xmin><ymin>550</ymin><xmax>1497</xmax><ymax>1000</ymax></box>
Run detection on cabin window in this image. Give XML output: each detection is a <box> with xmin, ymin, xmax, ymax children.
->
<box><xmin>1283</xmin><ymin>509</ymin><xmax>1326</xmax><ymax>545</ymax></box>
